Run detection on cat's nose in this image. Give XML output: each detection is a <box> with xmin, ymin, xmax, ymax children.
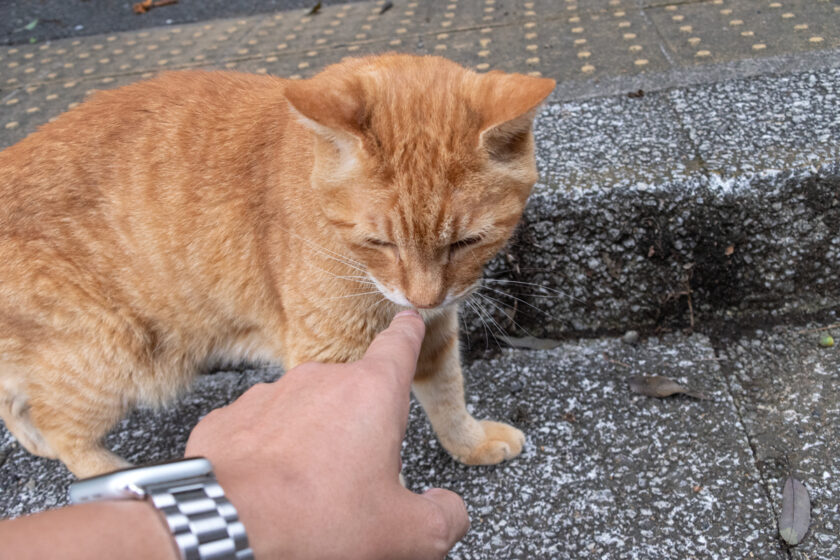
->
<box><xmin>403</xmin><ymin>264</ymin><xmax>445</xmax><ymax>308</ymax></box>
<box><xmin>408</xmin><ymin>296</ymin><xmax>444</xmax><ymax>309</ymax></box>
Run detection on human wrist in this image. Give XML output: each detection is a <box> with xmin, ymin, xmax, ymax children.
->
<box><xmin>69</xmin><ymin>457</ymin><xmax>255</xmax><ymax>560</ymax></box>
<box><xmin>0</xmin><ymin>499</ymin><xmax>177</xmax><ymax>560</ymax></box>
<box><xmin>105</xmin><ymin>500</ymin><xmax>181</xmax><ymax>560</ymax></box>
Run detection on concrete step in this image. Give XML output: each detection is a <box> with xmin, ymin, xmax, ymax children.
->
<box><xmin>2</xmin><ymin>0</ymin><xmax>839</xmax><ymax>338</ymax></box>
<box><xmin>481</xmin><ymin>63</ymin><xmax>840</xmax><ymax>338</ymax></box>
<box><xmin>3</xmin><ymin>320</ymin><xmax>838</xmax><ymax>559</ymax></box>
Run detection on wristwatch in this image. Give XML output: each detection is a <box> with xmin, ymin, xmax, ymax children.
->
<box><xmin>69</xmin><ymin>457</ymin><xmax>254</xmax><ymax>560</ymax></box>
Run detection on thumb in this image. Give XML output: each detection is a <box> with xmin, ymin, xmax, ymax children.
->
<box><xmin>417</xmin><ymin>488</ymin><xmax>471</xmax><ymax>554</ymax></box>
<box><xmin>361</xmin><ymin>309</ymin><xmax>426</xmax><ymax>391</ymax></box>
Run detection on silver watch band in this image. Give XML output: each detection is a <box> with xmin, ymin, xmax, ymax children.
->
<box><xmin>146</xmin><ymin>474</ymin><xmax>255</xmax><ymax>560</ymax></box>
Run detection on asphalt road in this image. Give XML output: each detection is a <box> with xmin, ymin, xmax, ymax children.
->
<box><xmin>1</xmin><ymin>0</ymin><xmax>357</xmax><ymax>46</ymax></box>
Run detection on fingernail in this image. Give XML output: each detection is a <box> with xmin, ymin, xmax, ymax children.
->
<box><xmin>395</xmin><ymin>309</ymin><xmax>421</xmax><ymax>320</ymax></box>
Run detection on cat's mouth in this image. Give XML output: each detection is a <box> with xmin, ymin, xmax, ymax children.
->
<box><xmin>439</xmin><ymin>284</ymin><xmax>477</xmax><ymax>308</ymax></box>
<box><xmin>369</xmin><ymin>276</ymin><xmax>412</xmax><ymax>308</ymax></box>
<box><xmin>369</xmin><ymin>275</ymin><xmax>476</xmax><ymax>312</ymax></box>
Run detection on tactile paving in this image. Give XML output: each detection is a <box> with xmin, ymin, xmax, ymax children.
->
<box><xmin>2</xmin><ymin>0</ymin><xmax>839</xmax><ymax>147</ymax></box>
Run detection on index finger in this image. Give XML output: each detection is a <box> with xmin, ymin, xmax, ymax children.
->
<box><xmin>360</xmin><ymin>309</ymin><xmax>426</xmax><ymax>391</ymax></box>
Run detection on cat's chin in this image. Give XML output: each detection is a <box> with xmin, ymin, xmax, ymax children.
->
<box><xmin>417</xmin><ymin>306</ymin><xmax>454</xmax><ymax>322</ymax></box>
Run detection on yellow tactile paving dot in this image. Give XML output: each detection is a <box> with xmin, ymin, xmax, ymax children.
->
<box><xmin>0</xmin><ymin>0</ymin><xmax>667</xmax><ymax>100</ymax></box>
<box><xmin>229</xmin><ymin>1</ymin><xmax>422</xmax><ymax>60</ymax></box>
<box><xmin>2</xmin><ymin>0</ymin><xmax>838</xmax><ymax>114</ymax></box>
<box><xmin>407</xmin><ymin>10</ymin><xmax>667</xmax><ymax>81</ymax></box>
<box><xmin>413</xmin><ymin>0</ymin><xmax>640</xmax><ymax>32</ymax></box>
<box><xmin>0</xmin><ymin>72</ymin><xmax>142</xmax><ymax>149</ymax></box>
<box><xmin>0</xmin><ymin>18</ymin><xmax>261</xmax><ymax>89</ymax></box>
<box><xmin>647</xmin><ymin>0</ymin><xmax>840</xmax><ymax>65</ymax></box>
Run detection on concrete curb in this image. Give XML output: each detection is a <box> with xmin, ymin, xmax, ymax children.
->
<box><xmin>471</xmin><ymin>66</ymin><xmax>840</xmax><ymax>338</ymax></box>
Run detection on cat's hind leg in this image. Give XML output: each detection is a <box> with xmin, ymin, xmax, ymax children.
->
<box><xmin>413</xmin><ymin>315</ymin><xmax>525</xmax><ymax>465</ymax></box>
<box><xmin>0</xmin><ymin>382</ymin><xmax>58</xmax><ymax>459</ymax></box>
<box><xmin>21</xmin><ymin>373</ymin><xmax>132</xmax><ymax>478</ymax></box>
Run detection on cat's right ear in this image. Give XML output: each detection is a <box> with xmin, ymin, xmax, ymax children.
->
<box><xmin>284</xmin><ymin>78</ymin><xmax>364</xmax><ymax>148</ymax></box>
<box><xmin>284</xmin><ymin>78</ymin><xmax>367</xmax><ymax>178</ymax></box>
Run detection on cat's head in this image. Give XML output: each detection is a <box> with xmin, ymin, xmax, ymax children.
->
<box><xmin>284</xmin><ymin>54</ymin><xmax>554</xmax><ymax>310</ymax></box>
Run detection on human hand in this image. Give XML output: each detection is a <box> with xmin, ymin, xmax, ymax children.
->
<box><xmin>185</xmin><ymin>310</ymin><xmax>470</xmax><ymax>559</ymax></box>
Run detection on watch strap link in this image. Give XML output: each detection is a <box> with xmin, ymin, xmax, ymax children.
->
<box><xmin>147</xmin><ymin>475</ymin><xmax>255</xmax><ymax>560</ymax></box>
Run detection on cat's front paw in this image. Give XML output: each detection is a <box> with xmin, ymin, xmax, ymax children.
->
<box><xmin>455</xmin><ymin>420</ymin><xmax>525</xmax><ymax>466</ymax></box>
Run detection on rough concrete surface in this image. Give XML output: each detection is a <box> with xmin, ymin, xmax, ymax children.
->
<box><xmin>484</xmin><ymin>65</ymin><xmax>840</xmax><ymax>337</ymax></box>
<box><xmin>718</xmin><ymin>323</ymin><xmax>840</xmax><ymax>560</ymax></box>
<box><xmin>8</xmin><ymin>325</ymin><xmax>838</xmax><ymax>559</ymax></box>
<box><xmin>3</xmin><ymin>0</ymin><xmax>839</xmax><ymax>334</ymax></box>
<box><xmin>2</xmin><ymin>1</ymin><xmax>840</xmax><ymax>558</ymax></box>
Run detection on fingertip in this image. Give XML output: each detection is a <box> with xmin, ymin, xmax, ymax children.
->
<box><xmin>391</xmin><ymin>309</ymin><xmax>425</xmax><ymax>339</ymax></box>
<box><xmin>394</xmin><ymin>309</ymin><xmax>422</xmax><ymax>320</ymax></box>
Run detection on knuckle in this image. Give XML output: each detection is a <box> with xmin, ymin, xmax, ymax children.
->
<box><xmin>424</xmin><ymin>510</ymin><xmax>454</xmax><ymax>559</ymax></box>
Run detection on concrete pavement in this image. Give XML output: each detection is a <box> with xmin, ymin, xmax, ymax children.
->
<box><xmin>1</xmin><ymin>1</ymin><xmax>839</xmax><ymax>558</ymax></box>
<box><xmin>2</xmin><ymin>320</ymin><xmax>838</xmax><ymax>559</ymax></box>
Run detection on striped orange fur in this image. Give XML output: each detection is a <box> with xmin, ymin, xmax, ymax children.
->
<box><xmin>0</xmin><ymin>54</ymin><xmax>554</xmax><ymax>476</ymax></box>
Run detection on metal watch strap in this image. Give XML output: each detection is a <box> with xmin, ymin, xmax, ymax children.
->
<box><xmin>146</xmin><ymin>474</ymin><xmax>255</xmax><ymax>560</ymax></box>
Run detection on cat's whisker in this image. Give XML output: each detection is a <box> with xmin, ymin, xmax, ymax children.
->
<box><xmin>290</xmin><ymin>231</ymin><xmax>366</xmax><ymax>268</ymax></box>
<box><xmin>306</xmin><ymin>262</ymin><xmax>377</xmax><ymax>287</ymax></box>
<box><xmin>463</xmin><ymin>299</ymin><xmax>494</xmax><ymax>351</ymax></box>
<box><xmin>316</xmin><ymin>252</ymin><xmax>369</xmax><ymax>275</ymax></box>
<box><xmin>465</xmin><ymin>297</ymin><xmax>504</xmax><ymax>351</ymax></box>
<box><xmin>477</xmin><ymin>284</ymin><xmax>552</xmax><ymax>318</ymax></box>
<box><xmin>325</xmin><ymin>290</ymin><xmax>382</xmax><ymax>301</ymax></box>
<box><xmin>481</xmin><ymin>278</ymin><xmax>583</xmax><ymax>303</ymax></box>
<box><xmin>334</xmin><ymin>276</ymin><xmax>376</xmax><ymax>285</ymax></box>
<box><xmin>457</xmin><ymin>303</ymin><xmax>472</xmax><ymax>352</ymax></box>
<box><xmin>277</xmin><ymin>225</ymin><xmax>368</xmax><ymax>273</ymax></box>
<box><xmin>473</xmin><ymin>291</ymin><xmax>535</xmax><ymax>338</ymax></box>
<box><xmin>370</xmin><ymin>295</ymin><xmax>390</xmax><ymax>311</ymax></box>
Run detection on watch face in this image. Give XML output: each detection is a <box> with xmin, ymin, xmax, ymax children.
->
<box><xmin>69</xmin><ymin>457</ymin><xmax>212</xmax><ymax>503</ymax></box>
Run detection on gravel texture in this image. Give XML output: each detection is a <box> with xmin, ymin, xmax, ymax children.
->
<box><xmin>467</xmin><ymin>66</ymin><xmax>840</xmax><ymax>338</ymax></box>
<box><xmin>7</xmin><ymin>325</ymin><xmax>839</xmax><ymax>559</ymax></box>
<box><xmin>719</xmin><ymin>324</ymin><xmax>840</xmax><ymax>560</ymax></box>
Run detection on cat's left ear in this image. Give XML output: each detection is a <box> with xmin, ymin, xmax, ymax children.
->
<box><xmin>475</xmin><ymin>72</ymin><xmax>556</xmax><ymax>161</ymax></box>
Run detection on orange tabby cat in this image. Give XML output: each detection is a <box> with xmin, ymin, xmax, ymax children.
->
<box><xmin>0</xmin><ymin>54</ymin><xmax>554</xmax><ymax>477</ymax></box>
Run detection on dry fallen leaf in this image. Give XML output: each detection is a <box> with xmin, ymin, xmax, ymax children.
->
<box><xmin>307</xmin><ymin>1</ymin><xmax>322</xmax><ymax>15</ymax></box>
<box><xmin>725</xmin><ymin>245</ymin><xmax>735</xmax><ymax>256</ymax></box>
<box><xmin>779</xmin><ymin>476</ymin><xmax>810</xmax><ymax>546</ymax></box>
<box><xmin>501</xmin><ymin>336</ymin><xmax>562</xmax><ymax>350</ymax></box>
<box><xmin>133</xmin><ymin>0</ymin><xmax>177</xmax><ymax>14</ymax></box>
<box><xmin>628</xmin><ymin>375</ymin><xmax>707</xmax><ymax>400</ymax></box>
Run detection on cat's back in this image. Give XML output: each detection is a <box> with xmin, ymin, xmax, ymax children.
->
<box><xmin>0</xmin><ymin>70</ymin><xmax>292</xmax><ymax>227</ymax></box>
<box><xmin>0</xmin><ymin>71</ymin><xmax>299</xmax><ymax>338</ymax></box>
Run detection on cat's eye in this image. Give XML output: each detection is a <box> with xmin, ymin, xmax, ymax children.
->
<box><xmin>365</xmin><ymin>237</ymin><xmax>395</xmax><ymax>248</ymax></box>
<box><xmin>451</xmin><ymin>236</ymin><xmax>483</xmax><ymax>252</ymax></box>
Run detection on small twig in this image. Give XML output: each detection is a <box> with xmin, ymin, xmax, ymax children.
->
<box><xmin>796</xmin><ymin>323</ymin><xmax>840</xmax><ymax>334</ymax></box>
<box><xmin>602</xmin><ymin>353</ymin><xmax>632</xmax><ymax>368</ymax></box>
<box><xmin>682</xmin><ymin>272</ymin><xmax>695</xmax><ymax>330</ymax></box>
